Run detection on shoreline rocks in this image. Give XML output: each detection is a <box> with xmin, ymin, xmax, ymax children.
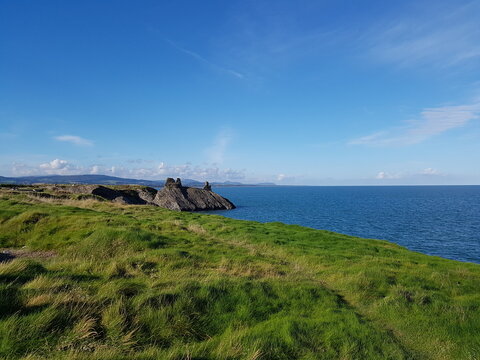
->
<box><xmin>25</xmin><ymin>178</ymin><xmax>235</xmax><ymax>211</ymax></box>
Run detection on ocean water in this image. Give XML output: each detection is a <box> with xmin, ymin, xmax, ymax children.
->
<box><xmin>206</xmin><ymin>186</ymin><xmax>480</xmax><ymax>264</ymax></box>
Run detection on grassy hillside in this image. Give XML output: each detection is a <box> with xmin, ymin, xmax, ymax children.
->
<box><xmin>0</xmin><ymin>192</ymin><xmax>479</xmax><ymax>359</ymax></box>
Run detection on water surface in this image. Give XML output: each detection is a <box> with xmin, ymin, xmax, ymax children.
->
<box><xmin>206</xmin><ymin>186</ymin><xmax>480</xmax><ymax>264</ymax></box>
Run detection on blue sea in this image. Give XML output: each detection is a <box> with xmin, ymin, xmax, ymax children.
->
<box><xmin>206</xmin><ymin>186</ymin><xmax>480</xmax><ymax>264</ymax></box>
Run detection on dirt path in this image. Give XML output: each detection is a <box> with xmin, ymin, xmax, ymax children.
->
<box><xmin>0</xmin><ymin>248</ymin><xmax>56</xmax><ymax>262</ymax></box>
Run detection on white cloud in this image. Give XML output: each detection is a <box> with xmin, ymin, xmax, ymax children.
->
<box><xmin>375</xmin><ymin>168</ymin><xmax>446</xmax><ymax>182</ymax></box>
<box><xmin>350</xmin><ymin>102</ymin><xmax>480</xmax><ymax>146</ymax></box>
<box><xmin>89</xmin><ymin>165</ymin><xmax>101</xmax><ymax>174</ymax></box>
<box><xmin>375</xmin><ymin>171</ymin><xmax>400</xmax><ymax>180</ymax></box>
<box><xmin>37</xmin><ymin>159</ymin><xmax>80</xmax><ymax>175</ymax></box>
<box><xmin>11</xmin><ymin>162</ymin><xmax>38</xmax><ymax>176</ymax></box>
<box><xmin>205</xmin><ymin>129</ymin><xmax>233</xmax><ymax>164</ymax></box>
<box><xmin>421</xmin><ymin>168</ymin><xmax>440</xmax><ymax>176</ymax></box>
<box><xmin>365</xmin><ymin>2</ymin><xmax>480</xmax><ymax>69</ymax></box>
<box><xmin>54</xmin><ymin>135</ymin><xmax>93</xmax><ymax>147</ymax></box>
<box><xmin>276</xmin><ymin>173</ymin><xmax>297</xmax><ymax>183</ymax></box>
<box><xmin>92</xmin><ymin>162</ymin><xmax>247</xmax><ymax>182</ymax></box>
<box><xmin>10</xmin><ymin>159</ymin><xmax>246</xmax><ymax>182</ymax></box>
<box><xmin>39</xmin><ymin>159</ymin><xmax>70</xmax><ymax>170</ymax></box>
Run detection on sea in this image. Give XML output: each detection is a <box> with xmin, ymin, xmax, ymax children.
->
<box><xmin>205</xmin><ymin>186</ymin><xmax>480</xmax><ymax>264</ymax></box>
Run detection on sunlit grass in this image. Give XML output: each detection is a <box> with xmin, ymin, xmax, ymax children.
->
<box><xmin>0</xmin><ymin>193</ymin><xmax>479</xmax><ymax>359</ymax></box>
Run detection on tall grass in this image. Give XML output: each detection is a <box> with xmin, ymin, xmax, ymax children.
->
<box><xmin>0</xmin><ymin>193</ymin><xmax>479</xmax><ymax>359</ymax></box>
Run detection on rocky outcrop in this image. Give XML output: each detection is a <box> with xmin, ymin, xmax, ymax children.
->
<box><xmin>203</xmin><ymin>181</ymin><xmax>212</xmax><ymax>191</ymax></box>
<box><xmin>36</xmin><ymin>179</ymin><xmax>235</xmax><ymax>211</ymax></box>
<box><xmin>153</xmin><ymin>178</ymin><xmax>235</xmax><ymax>211</ymax></box>
<box><xmin>151</xmin><ymin>178</ymin><xmax>234</xmax><ymax>211</ymax></box>
<box><xmin>48</xmin><ymin>185</ymin><xmax>149</xmax><ymax>205</ymax></box>
<box><xmin>136</xmin><ymin>187</ymin><xmax>157</xmax><ymax>203</ymax></box>
<box><xmin>164</xmin><ymin>177</ymin><xmax>182</xmax><ymax>188</ymax></box>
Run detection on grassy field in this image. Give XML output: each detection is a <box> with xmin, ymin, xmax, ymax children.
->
<box><xmin>0</xmin><ymin>192</ymin><xmax>479</xmax><ymax>359</ymax></box>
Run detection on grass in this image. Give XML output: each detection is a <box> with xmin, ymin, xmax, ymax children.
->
<box><xmin>0</xmin><ymin>192</ymin><xmax>479</xmax><ymax>359</ymax></box>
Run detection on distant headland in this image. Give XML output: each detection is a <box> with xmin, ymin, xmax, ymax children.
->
<box><xmin>0</xmin><ymin>178</ymin><xmax>236</xmax><ymax>211</ymax></box>
<box><xmin>0</xmin><ymin>174</ymin><xmax>276</xmax><ymax>187</ymax></box>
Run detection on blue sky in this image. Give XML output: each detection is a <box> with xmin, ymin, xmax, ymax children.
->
<box><xmin>1</xmin><ymin>0</ymin><xmax>480</xmax><ymax>185</ymax></box>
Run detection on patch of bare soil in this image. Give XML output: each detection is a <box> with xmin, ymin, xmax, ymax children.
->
<box><xmin>0</xmin><ymin>248</ymin><xmax>56</xmax><ymax>263</ymax></box>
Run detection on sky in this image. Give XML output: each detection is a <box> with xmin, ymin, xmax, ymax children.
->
<box><xmin>1</xmin><ymin>0</ymin><xmax>480</xmax><ymax>185</ymax></box>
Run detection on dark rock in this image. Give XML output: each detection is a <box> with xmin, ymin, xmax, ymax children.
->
<box><xmin>136</xmin><ymin>187</ymin><xmax>157</xmax><ymax>203</ymax></box>
<box><xmin>153</xmin><ymin>186</ymin><xmax>196</xmax><ymax>211</ymax></box>
<box><xmin>112</xmin><ymin>196</ymin><xmax>130</xmax><ymax>204</ymax></box>
<box><xmin>165</xmin><ymin>178</ymin><xmax>182</xmax><ymax>188</ymax></box>
<box><xmin>115</xmin><ymin>189</ymin><xmax>149</xmax><ymax>205</ymax></box>
<box><xmin>164</xmin><ymin>178</ymin><xmax>176</xmax><ymax>187</ymax></box>
<box><xmin>153</xmin><ymin>180</ymin><xmax>235</xmax><ymax>211</ymax></box>
<box><xmin>203</xmin><ymin>181</ymin><xmax>212</xmax><ymax>191</ymax></box>
<box><xmin>55</xmin><ymin>185</ymin><xmax>150</xmax><ymax>204</ymax></box>
<box><xmin>90</xmin><ymin>186</ymin><xmax>123</xmax><ymax>200</ymax></box>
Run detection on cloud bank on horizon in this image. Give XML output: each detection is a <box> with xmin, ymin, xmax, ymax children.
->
<box><xmin>1</xmin><ymin>0</ymin><xmax>480</xmax><ymax>185</ymax></box>
<box><xmin>12</xmin><ymin>159</ymin><xmax>247</xmax><ymax>183</ymax></box>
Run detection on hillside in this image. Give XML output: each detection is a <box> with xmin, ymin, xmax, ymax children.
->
<box><xmin>0</xmin><ymin>191</ymin><xmax>479</xmax><ymax>359</ymax></box>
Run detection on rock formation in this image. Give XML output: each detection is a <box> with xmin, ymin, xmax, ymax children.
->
<box><xmin>165</xmin><ymin>177</ymin><xmax>183</xmax><ymax>188</ymax></box>
<box><xmin>154</xmin><ymin>178</ymin><xmax>235</xmax><ymax>211</ymax></box>
<box><xmin>35</xmin><ymin>179</ymin><xmax>235</xmax><ymax>211</ymax></box>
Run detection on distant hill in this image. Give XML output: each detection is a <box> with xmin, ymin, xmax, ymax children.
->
<box><xmin>0</xmin><ymin>174</ymin><xmax>167</xmax><ymax>187</ymax></box>
<box><xmin>0</xmin><ymin>175</ymin><xmax>274</xmax><ymax>187</ymax></box>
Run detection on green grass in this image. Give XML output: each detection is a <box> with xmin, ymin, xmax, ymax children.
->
<box><xmin>0</xmin><ymin>193</ymin><xmax>479</xmax><ymax>359</ymax></box>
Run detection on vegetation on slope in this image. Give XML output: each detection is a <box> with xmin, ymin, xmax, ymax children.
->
<box><xmin>0</xmin><ymin>192</ymin><xmax>479</xmax><ymax>359</ymax></box>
